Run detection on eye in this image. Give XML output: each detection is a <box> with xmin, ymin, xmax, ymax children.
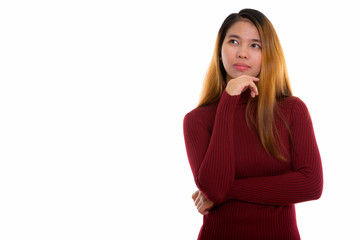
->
<box><xmin>251</xmin><ymin>43</ymin><xmax>261</xmax><ymax>49</ymax></box>
<box><xmin>229</xmin><ymin>39</ymin><xmax>239</xmax><ymax>45</ymax></box>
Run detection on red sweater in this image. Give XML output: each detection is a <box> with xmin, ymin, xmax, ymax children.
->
<box><xmin>183</xmin><ymin>89</ymin><xmax>323</xmax><ymax>240</ymax></box>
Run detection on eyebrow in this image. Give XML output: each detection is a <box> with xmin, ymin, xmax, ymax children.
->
<box><xmin>227</xmin><ymin>34</ymin><xmax>261</xmax><ymax>43</ymax></box>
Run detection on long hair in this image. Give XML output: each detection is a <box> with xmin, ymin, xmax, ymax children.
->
<box><xmin>197</xmin><ymin>9</ymin><xmax>292</xmax><ymax>161</ymax></box>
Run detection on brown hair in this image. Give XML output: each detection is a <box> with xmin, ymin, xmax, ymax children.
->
<box><xmin>197</xmin><ymin>9</ymin><xmax>292</xmax><ymax>160</ymax></box>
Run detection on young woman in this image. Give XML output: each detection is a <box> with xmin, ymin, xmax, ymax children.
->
<box><xmin>183</xmin><ymin>9</ymin><xmax>323</xmax><ymax>239</ymax></box>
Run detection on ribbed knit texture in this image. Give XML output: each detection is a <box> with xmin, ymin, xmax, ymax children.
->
<box><xmin>183</xmin><ymin>89</ymin><xmax>323</xmax><ymax>240</ymax></box>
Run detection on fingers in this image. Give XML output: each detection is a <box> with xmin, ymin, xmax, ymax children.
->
<box><xmin>196</xmin><ymin>198</ymin><xmax>205</xmax><ymax>213</ymax></box>
<box><xmin>243</xmin><ymin>77</ymin><xmax>258</xmax><ymax>96</ymax></box>
<box><xmin>195</xmin><ymin>193</ymin><xmax>214</xmax><ymax>215</ymax></box>
<box><xmin>226</xmin><ymin>75</ymin><xmax>260</xmax><ymax>96</ymax></box>
<box><xmin>248</xmin><ymin>81</ymin><xmax>258</xmax><ymax>98</ymax></box>
<box><xmin>195</xmin><ymin>192</ymin><xmax>205</xmax><ymax>211</ymax></box>
<box><xmin>195</xmin><ymin>195</ymin><xmax>200</xmax><ymax>206</ymax></box>
<box><xmin>198</xmin><ymin>206</ymin><xmax>208</xmax><ymax>215</ymax></box>
<box><xmin>192</xmin><ymin>190</ymin><xmax>214</xmax><ymax>215</ymax></box>
<box><xmin>192</xmin><ymin>190</ymin><xmax>199</xmax><ymax>201</ymax></box>
<box><xmin>197</xmin><ymin>201</ymin><xmax>211</xmax><ymax>215</ymax></box>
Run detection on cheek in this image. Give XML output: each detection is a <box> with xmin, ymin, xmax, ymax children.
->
<box><xmin>251</xmin><ymin>55</ymin><xmax>262</xmax><ymax>76</ymax></box>
<box><xmin>256</xmin><ymin>55</ymin><xmax>262</xmax><ymax>70</ymax></box>
<box><xmin>221</xmin><ymin>47</ymin><xmax>232</xmax><ymax>68</ymax></box>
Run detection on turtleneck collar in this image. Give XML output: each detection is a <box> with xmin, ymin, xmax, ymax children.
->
<box><xmin>237</xmin><ymin>88</ymin><xmax>255</xmax><ymax>105</ymax></box>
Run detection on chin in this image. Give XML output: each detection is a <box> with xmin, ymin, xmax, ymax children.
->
<box><xmin>233</xmin><ymin>72</ymin><xmax>250</xmax><ymax>78</ymax></box>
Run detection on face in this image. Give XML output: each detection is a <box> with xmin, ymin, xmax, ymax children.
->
<box><xmin>221</xmin><ymin>20</ymin><xmax>262</xmax><ymax>82</ymax></box>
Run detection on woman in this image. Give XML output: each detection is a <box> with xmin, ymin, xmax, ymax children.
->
<box><xmin>183</xmin><ymin>9</ymin><xmax>323</xmax><ymax>239</ymax></box>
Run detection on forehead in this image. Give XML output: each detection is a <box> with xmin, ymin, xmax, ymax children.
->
<box><xmin>226</xmin><ymin>20</ymin><xmax>260</xmax><ymax>38</ymax></box>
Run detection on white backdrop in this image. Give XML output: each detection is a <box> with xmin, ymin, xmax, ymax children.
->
<box><xmin>1</xmin><ymin>0</ymin><xmax>359</xmax><ymax>239</ymax></box>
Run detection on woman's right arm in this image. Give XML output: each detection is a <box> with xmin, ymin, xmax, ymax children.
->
<box><xmin>183</xmin><ymin>76</ymin><xmax>259</xmax><ymax>204</ymax></box>
<box><xmin>183</xmin><ymin>89</ymin><xmax>240</xmax><ymax>204</ymax></box>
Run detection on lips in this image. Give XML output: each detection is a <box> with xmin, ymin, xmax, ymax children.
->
<box><xmin>234</xmin><ymin>63</ymin><xmax>250</xmax><ymax>71</ymax></box>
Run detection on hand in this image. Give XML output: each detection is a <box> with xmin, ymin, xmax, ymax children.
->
<box><xmin>225</xmin><ymin>75</ymin><xmax>259</xmax><ymax>98</ymax></box>
<box><xmin>192</xmin><ymin>190</ymin><xmax>214</xmax><ymax>215</ymax></box>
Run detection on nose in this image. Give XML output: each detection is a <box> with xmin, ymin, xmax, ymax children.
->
<box><xmin>237</xmin><ymin>46</ymin><xmax>248</xmax><ymax>59</ymax></box>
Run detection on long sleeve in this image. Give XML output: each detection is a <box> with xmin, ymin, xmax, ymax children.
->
<box><xmin>183</xmin><ymin>90</ymin><xmax>240</xmax><ymax>204</ymax></box>
<box><xmin>227</xmin><ymin>98</ymin><xmax>323</xmax><ymax>205</ymax></box>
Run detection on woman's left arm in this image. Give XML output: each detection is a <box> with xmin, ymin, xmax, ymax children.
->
<box><xmin>227</xmin><ymin>98</ymin><xmax>323</xmax><ymax>205</ymax></box>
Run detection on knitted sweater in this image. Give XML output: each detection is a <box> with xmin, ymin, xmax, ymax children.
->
<box><xmin>183</xmin><ymin>89</ymin><xmax>323</xmax><ymax>240</ymax></box>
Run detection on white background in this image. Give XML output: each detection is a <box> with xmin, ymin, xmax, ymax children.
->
<box><xmin>1</xmin><ymin>0</ymin><xmax>359</xmax><ymax>239</ymax></box>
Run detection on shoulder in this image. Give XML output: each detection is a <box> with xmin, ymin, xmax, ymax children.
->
<box><xmin>278</xmin><ymin>96</ymin><xmax>309</xmax><ymax>113</ymax></box>
<box><xmin>183</xmin><ymin>102</ymin><xmax>218</xmax><ymax>129</ymax></box>
<box><xmin>278</xmin><ymin>95</ymin><xmax>304</xmax><ymax>106</ymax></box>
<box><xmin>278</xmin><ymin>96</ymin><xmax>312</xmax><ymax>126</ymax></box>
